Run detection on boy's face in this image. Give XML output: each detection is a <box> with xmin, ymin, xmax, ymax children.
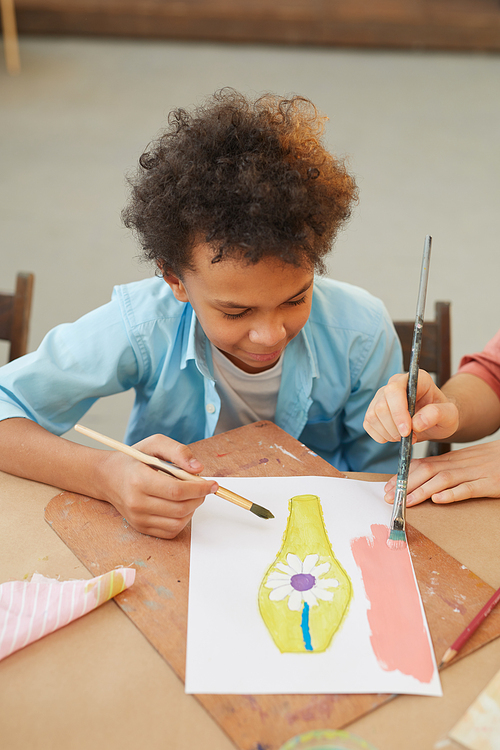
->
<box><xmin>163</xmin><ymin>243</ymin><xmax>314</xmax><ymax>374</ymax></box>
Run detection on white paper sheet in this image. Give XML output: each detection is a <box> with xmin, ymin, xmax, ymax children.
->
<box><xmin>186</xmin><ymin>476</ymin><xmax>441</xmax><ymax>696</ymax></box>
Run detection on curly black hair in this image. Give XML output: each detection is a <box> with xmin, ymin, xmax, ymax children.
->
<box><xmin>122</xmin><ymin>88</ymin><xmax>358</xmax><ymax>276</ymax></box>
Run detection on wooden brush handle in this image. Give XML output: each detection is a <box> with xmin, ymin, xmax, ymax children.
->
<box><xmin>74</xmin><ymin>424</ymin><xmax>204</xmax><ymax>481</ymax></box>
<box><xmin>214</xmin><ymin>486</ymin><xmax>254</xmax><ymax>510</ymax></box>
<box><xmin>74</xmin><ymin>424</ymin><xmax>253</xmax><ymax>511</ymax></box>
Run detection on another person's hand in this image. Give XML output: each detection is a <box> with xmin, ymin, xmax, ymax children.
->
<box><xmin>363</xmin><ymin>369</ymin><xmax>459</xmax><ymax>444</ymax></box>
<box><xmin>98</xmin><ymin>434</ymin><xmax>218</xmax><ymax>539</ymax></box>
<box><xmin>382</xmin><ymin>440</ymin><xmax>500</xmax><ymax>506</ymax></box>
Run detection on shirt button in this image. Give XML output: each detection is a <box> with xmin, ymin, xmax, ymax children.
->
<box><xmin>206</xmin><ymin>403</ymin><xmax>216</xmax><ymax>414</ymax></box>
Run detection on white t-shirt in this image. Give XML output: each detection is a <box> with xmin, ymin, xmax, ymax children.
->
<box><xmin>211</xmin><ymin>344</ymin><xmax>283</xmax><ymax>435</ymax></box>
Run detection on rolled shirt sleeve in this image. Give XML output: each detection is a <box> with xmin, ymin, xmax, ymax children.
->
<box><xmin>0</xmin><ymin>300</ymin><xmax>140</xmax><ymax>435</ymax></box>
<box><xmin>457</xmin><ymin>329</ymin><xmax>500</xmax><ymax>401</ymax></box>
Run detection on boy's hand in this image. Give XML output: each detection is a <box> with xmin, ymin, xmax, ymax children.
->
<box><xmin>98</xmin><ymin>434</ymin><xmax>218</xmax><ymax>539</ymax></box>
<box><xmin>383</xmin><ymin>440</ymin><xmax>500</xmax><ymax>506</ymax></box>
<box><xmin>363</xmin><ymin>369</ymin><xmax>459</xmax><ymax>444</ymax></box>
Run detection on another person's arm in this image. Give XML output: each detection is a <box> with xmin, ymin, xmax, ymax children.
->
<box><xmin>363</xmin><ymin>369</ymin><xmax>460</xmax><ymax>445</ymax></box>
<box><xmin>363</xmin><ymin>370</ymin><xmax>500</xmax><ymax>445</ymax></box>
<box><xmin>363</xmin><ymin>329</ymin><xmax>500</xmax><ymax>505</ymax></box>
<box><xmin>386</xmin><ymin>439</ymin><xmax>500</xmax><ymax>506</ymax></box>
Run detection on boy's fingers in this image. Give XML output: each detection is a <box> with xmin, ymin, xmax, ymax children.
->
<box><xmin>129</xmin><ymin>460</ymin><xmax>217</xmax><ymax>502</ymax></box>
<box><xmin>154</xmin><ymin>473</ymin><xmax>217</xmax><ymax>501</ymax></box>
<box><xmin>133</xmin><ymin>434</ymin><xmax>204</xmax><ymax>473</ymax></box>
<box><xmin>133</xmin><ymin>511</ymin><xmax>196</xmax><ymax>540</ymax></box>
<box><xmin>167</xmin><ymin>441</ymin><xmax>204</xmax><ymax>472</ymax></box>
<box><xmin>141</xmin><ymin>491</ymin><xmax>206</xmax><ymax>518</ymax></box>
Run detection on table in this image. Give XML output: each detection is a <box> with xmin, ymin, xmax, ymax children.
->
<box><xmin>1</xmin><ymin>422</ymin><xmax>499</xmax><ymax>750</ymax></box>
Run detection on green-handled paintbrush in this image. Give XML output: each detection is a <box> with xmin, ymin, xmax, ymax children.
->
<box><xmin>388</xmin><ymin>235</ymin><xmax>432</xmax><ymax>549</ymax></box>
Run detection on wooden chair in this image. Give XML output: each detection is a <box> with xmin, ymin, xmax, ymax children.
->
<box><xmin>1</xmin><ymin>0</ymin><xmax>20</xmax><ymax>74</ymax></box>
<box><xmin>393</xmin><ymin>301</ymin><xmax>451</xmax><ymax>456</ymax></box>
<box><xmin>0</xmin><ymin>272</ymin><xmax>34</xmax><ymax>362</ymax></box>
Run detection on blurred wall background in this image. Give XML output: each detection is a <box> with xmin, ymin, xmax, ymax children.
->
<box><xmin>1</xmin><ymin>27</ymin><xmax>499</xmax><ymax>448</ymax></box>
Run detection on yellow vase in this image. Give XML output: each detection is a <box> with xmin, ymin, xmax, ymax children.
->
<box><xmin>258</xmin><ymin>494</ymin><xmax>352</xmax><ymax>653</ymax></box>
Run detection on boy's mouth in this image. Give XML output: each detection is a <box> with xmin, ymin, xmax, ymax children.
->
<box><xmin>244</xmin><ymin>349</ymin><xmax>283</xmax><ymax>363</ymax></box>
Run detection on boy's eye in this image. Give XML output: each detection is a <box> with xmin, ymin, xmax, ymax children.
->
<box><xmin>221</xmin><ymin>296</ymin><xmax>307</xmax><ymax>320</ymax></box>
<box><xmin>222</xmin><ymin>310</ymin><xmax>249</xmax><ymax>320</ymax></box>
<box><xmin>286</xmin><ymin>296</ymin><xmax>307</xmax><ymax>307</ymax></box>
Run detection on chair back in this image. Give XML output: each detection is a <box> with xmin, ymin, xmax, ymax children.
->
<box><xmin>393</xmin><ymin>301</ymin><xmax>451</xmax><ymax>455</ymax></box>
<box><xmin>0</xmin><ymin>272</ymin><xmax>34</xmax><ymax>362</ymax></box>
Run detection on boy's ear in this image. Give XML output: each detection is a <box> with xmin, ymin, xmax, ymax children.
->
<box><xmin>162</xmin><ymin>270</ymin><xmax>189</xmax><ymax>303</ymax></box>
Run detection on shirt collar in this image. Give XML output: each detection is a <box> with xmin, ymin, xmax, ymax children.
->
<box><xmin>284</xmin><ymin>320</ymin><xmax>319</xmax><ymax>380</ymax></box>
<box><xmin>180</xmin><ymin>304</ymin><xmax>214</xmax><ymax>379</ymax></box>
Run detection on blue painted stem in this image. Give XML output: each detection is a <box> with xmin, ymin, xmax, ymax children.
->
<box><xmin>301</xmin><ymin>602</ymin><xmax>313</xmax><ymax>651</ymax></box>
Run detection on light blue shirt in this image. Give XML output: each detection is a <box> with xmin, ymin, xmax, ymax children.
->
<box><xmin>0</xmin><ymin>276</ymin><xmax>402</xmax><ymax>473</ymax></box>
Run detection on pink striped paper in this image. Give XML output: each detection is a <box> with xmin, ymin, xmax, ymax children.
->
<box><xmin>0</xmin><ymin>568</ymin><xmax>136</xmax><ymax>661</ymax></box>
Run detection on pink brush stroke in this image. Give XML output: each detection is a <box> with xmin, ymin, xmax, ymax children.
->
<box><xmin>351</xmin><ymin>523</ymin><xmax>434</xmax><ymax>683</ymax></box>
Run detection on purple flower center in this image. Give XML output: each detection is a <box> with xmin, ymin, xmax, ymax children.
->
<box><xmin>290</xmin><ymin>573</ymin><xmax>316</xmax><ymax>592</ymax></box>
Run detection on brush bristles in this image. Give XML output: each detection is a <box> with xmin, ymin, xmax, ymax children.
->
<box><xmin>387</xmin><ymin>528</ymin><xmax>407</xmax><ymax>549</ymax></box>
<box><xmin>250</xmin><ymin>503</ymin><xmax>274</xmax><ymax>520</ymax></box>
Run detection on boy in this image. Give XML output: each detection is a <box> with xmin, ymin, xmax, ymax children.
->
<box><xmin>0</xmin><ymin>89</ymin><xmax>401</xmax><ymax>538</ymax></box>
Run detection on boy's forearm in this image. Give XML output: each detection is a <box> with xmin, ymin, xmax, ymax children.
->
<box><xmin>441</xmin><ymin>373</ymin><xmax>500</xmax><ymax>442</ymax></box>
<box><xmin>0</xmin><ymin>417</ymin><xmax>111</xmax><ymax>499</ymax></box>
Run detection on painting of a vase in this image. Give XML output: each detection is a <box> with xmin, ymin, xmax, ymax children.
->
<box><xmin>258</xmin><ymin>494</ymin><xmax>352</xmax><ymax>653</ymax></box>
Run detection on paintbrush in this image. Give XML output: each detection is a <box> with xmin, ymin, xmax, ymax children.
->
<box><xmin>388</xmin><ymin>235</ymin><xmax>432</xmax><ymax>549</ymax></box>
<box><xmin>74</xmin><ymin>423</ymin><xmax>274</xmax><ymax>520</ymax></box>
<box><xmin>439</xmin><ymin>584</ymin><xmax>500</xmax><ymax>668</ymax></box>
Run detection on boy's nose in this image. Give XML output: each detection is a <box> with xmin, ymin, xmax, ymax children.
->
<box><xmin>248</xmin><ymin>319</ymin><xmax>286</xmax><ymax>347</ymax></box>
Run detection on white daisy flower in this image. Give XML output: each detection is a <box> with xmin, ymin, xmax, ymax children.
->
<box><xmin>265</xmin><ymin>553</ymin><xmax>339</xmax><ymax>611</ymax></box>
